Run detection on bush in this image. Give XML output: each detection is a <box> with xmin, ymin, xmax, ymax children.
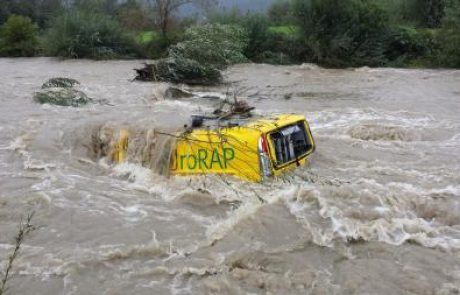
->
<box><xmin>134</xmin><ymin>23</ymin><xmax>246</xmax><ymax>85</ymax></box>
<box><xmin>263</xmin><ymin>25</ymin><xmax>304</xmax><ymax>63</ymax></box>
<box><xmin>292</xmin><ymin>0</ymin><xmax>391</xmax><ymax>67</ymax></box>
<box><xmin>34</xmin><ymin>76</ymin><xmax>92</xmax><ymax>107</ymax></box>
<box><xmin>386</xmin><ymin>26</ymin><xmax>435</xmax><ymax>66</ymax></box>
<box><xmin>208</xmin><ymin>10</ymin><xmax>303</xmax><ymax>64</ymax></box>
<box><xmin>34</xmin><ymin>88</ymin><xmax>92</xmax><ymax>106</ymax></box>
<box><xmin>435</xmin><ymin>2</ymin><xmax>460</xmax><ymax>67</ymax></box>
<box><xmin>41</xmin><ymin>77</ymin><xmax>80</xmax><ymax>88</ymax></box>
<box><xmin>134</xmin><ymin>57</ymin><xmax>222</xmax><ymax>85</ymax></box>
<box><xmin>42</xmin><ymin>10</ymin><xmax>139</xmax><ymax>59</ymax></box>
<box><xmin>0</xmin><ymin>15</ymin><xmax>38</xmax><ymax>57</ymax></box>
<box><xmin>169</xmin><ymin>23</ymin><xmax>249</xmax><ymax>69</ymax></box>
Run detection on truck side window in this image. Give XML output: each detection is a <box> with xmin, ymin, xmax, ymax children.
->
<box><xmin>270</xmin><ymin>121</ymin><xmax>312</xmax><ymax>167</ymax></box>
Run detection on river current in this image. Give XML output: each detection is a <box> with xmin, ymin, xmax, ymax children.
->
<box><xmin>0</xmin><ymin>58</ymin><xmax>460</xmax><ymax>294</ymax></box>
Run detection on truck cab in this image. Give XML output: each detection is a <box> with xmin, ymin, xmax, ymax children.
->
<box><xmin>170</xmin><ymin>114</ymin><xmax>315</xmax><ymax>182</ymax></box>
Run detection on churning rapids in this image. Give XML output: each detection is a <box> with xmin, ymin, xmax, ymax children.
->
<box><xmin>1</xmin><ymin>58</ymin><xmax>460</xmax><ymax>295</ymax></box>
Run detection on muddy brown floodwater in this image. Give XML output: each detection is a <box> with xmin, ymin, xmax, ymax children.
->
<box><xmin>1</xmin><ymin>58</ymin><xmax>460</xmax><ymax>295</ymax></box>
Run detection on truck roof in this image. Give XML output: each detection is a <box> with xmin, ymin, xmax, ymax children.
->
<box><xmin>193</xmin><ymin>113</ymin><xmax>307</xmax><ymax>135</ymax></box>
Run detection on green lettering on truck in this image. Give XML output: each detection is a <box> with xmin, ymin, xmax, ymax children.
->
<box><xmin>178</xmin><ymin>148</ymin><xmax>236</xmax><ymax>170</ymax></box>
<box><xmin>187</xmin><ymin>154</ymin><xmax>197</xmax><ymax>169</ymax></box>
<box><xmin>210</xmin><ymin>148</ymin><xmax>223</xmax><ymax>169</ymax></box>
<box><xmin>198</xmin><ymin>149</ymin><xmax>209</xmax><ymax>169</ymax></box>
<box><xmin>223</xmin><ymin>148</ymin><xmax>235</xmax><ymax>168</ymax></box>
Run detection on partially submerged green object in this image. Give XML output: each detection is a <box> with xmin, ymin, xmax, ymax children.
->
<box><xmin>34</xmin><ymin>77</ymin><xmax>92</xmax><ymax>107</ymax></box>
<box><xmin>135</xmin><ymin>58</ymin><xmax>222</xmax><ymax>85</ymax></box>
<box><xmin>41</xmin><ymin>77</ymin><xmax>80</xmax><ymax>89</ymax></box>
<box><xmin>34</xmin><ymin>88</ymin><xmax>92</xmax><ymax>107</ymax></box>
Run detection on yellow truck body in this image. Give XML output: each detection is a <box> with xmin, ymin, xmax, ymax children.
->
<box><xmin>112</xmin><ymin>114</ymin><xmax>315</xmax><ymax>182</ymax></box>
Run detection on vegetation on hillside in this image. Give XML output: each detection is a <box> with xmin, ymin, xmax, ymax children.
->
<box><xmin>42</xmin><ymin>10</ymin><xmax>139</xmax><ymax>59</ymax></box>
<box><xmin>0</xmin><ymin>15</ymin><xmax>38</xmax><ymax>56</ymax></box>
<box><xmin>0</xmin><ymin>0</ymin><xmax>459</xmax><ymax>70</ymax></box>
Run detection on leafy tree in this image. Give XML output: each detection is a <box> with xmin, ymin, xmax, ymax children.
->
<box><xmin>292</xmin><ymin>0</ymin><xmax>390</xmax><ymax>67</ymax></box>
<box><xmin>419</xmin><ymin>0</ymin><xmax>446</xmax><ymax>27</ymax></box>
<box><xmin>267</xmin><ymin>0</ymin><xmax>292</xmax><ymax>25</ymax></box>
<box><xmin>43</xmin><ymin>10</ymin><xmax>139</xmax><ymax>59</ymax></box>
<box><xmin>386</xmin><ymin>25</ymin><xmax>435</xmax><ymax>66</ymax></box>
<box><xmin>379</xmin><ymin>0</ymin><xmax>448</xmax><ymax>28</ymax></box>
<box><xmin>117</xmin><ymin>0</ymin><xmax>151</xmax><ymax>31</ymax></box>
<box><xmin>240</xmin><ymin>13</ymin><xmax>271</xmax><ymax>60</ymax></box>
<box><xmin>74</xmin><ymin>0</ymin><xmax>119</xmax><ymax>14</ymax></box>
<box><xmin>169</xmin><ymin>23</ymin><xmax>249</xmax><ymax>68</ymax></box>
<box><xmin>150</xmin><ymin>0</ymin><xmax>217</xmax><ymax>38</ymax></box>
<box><xmin>436</xmin><ymin>1</ymin><xmax>460</xmax><ymax>66</ymax></box>
<box><xmin>0</xmin><ymin>0</ymin><xmax>62</xmax><ymax>28</ymax></box>
<box><xmin>0</xmin><ymin>15</ymin><xmax>38</xmax><ymax>56</ymax></box>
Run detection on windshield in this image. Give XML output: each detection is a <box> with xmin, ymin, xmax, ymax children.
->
<box><xmin>269</xmin><ymin>121</ymin><xmax>313</xmax><ymax>167</ymax></box>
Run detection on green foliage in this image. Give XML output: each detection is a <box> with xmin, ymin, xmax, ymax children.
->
<box><xmin>0</xmin><ymin>0</ymin><xmax>63</xmax><ymax>28</ymax></box>
<box><xmin>157</xmin><ymin>57</ymin><xmax>222</xmax><ymax>85</ymax></box>
<box><xmin>266</xmin><ymin>29</ymin><xmax>305</xmax><ymax>64</ymax></box>
<box><xmin>381</xmin><ymin>0</ymin><xmax>447</xmax><ymax>28</ymax></box>
<box><xmin>386</xmin><ymin>26</ymin><xmax>436</xmax><ymax>66</ymax></box>
<box><xmin>169</xmin><ymin>23</ymin><xmax>249</xmax><ymax>69</ymax></box>
<box><xmin>436</xmin><ymin>1</ymin><xmax>460</xmax><ymax>67</ymax></box>
<box><xmin>292</xmin><ymin>0</ymin><xmax>390</xmax><ymax>67</ymax></box>
<box><xmin>74</xmin><ymin>0</ymin><xmax>118</xmax><ymax>14</ymax></box>
<box><xmin>35</xmin><ymin>77</ymin><xmax>92</xmax><ymax>106</ymax></box>
<box><xmin>116</xmin><ymin>0</ymin><xmax>151</xmax><ymax>32</ymax></box>
<box><xmin>134</xmin><ymin>57</ymin><xmax>222</xmax><ymax>85</ymax></box>
<box><xmin>268</xmin><ymin>0</ymin><xmax>293</xmax><ymax>25</ymax></box>
<box><xmin>0</xmin><ymin>0</ymin><xmax>458</xmax><ymax>68</ymax></box>
<box><xmin>42</xmin><ymin>77</ymin><xmax>80</xmax><ymax>88</ymax></box>
<box><xmin>0</xmin><ymin>15</ymin><xmax>38</xmax><ymax>56</ymax></box>
<box><xmin>208</xmin><ymin>10</ymin><xmax>302</xmax><ymax>64</ymax></box>
<box><xmin>137</xmin><ymin>31</ymin><xmax>160</xmax><ymax>44</ymax></box>
<box><xmin>34</xmin><ymin>88</ymin><xmax>92</xmax><ymax>106</ymax></box>
<box><xmin>42</xmin><ymin>10</ymin><xmax>139</xmax><ymax>59</ymax></box>
<box><xmin>238</xmin><ymin>13</ymin><xmax>271</xmax><ymax>60</ymax></box>
<box><xmin>418</xmin><ymin>0</ymin><xmax>446</xmax><ymax>27</ymax></box>
<box><xmin>135</xmin><ymin>24</ymin><xmax>247</xmax><ymax>85</ymax></box>
<box><xmin>267</xmin><ymin>25</ymin><xmax>300</xmax><ymax>36</ymax></box>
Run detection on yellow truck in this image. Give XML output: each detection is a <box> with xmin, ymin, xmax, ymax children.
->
<box><xmin>111</xmin><ymin>114</ymin><xmax>315</xmax><ymax>182</ymax></box>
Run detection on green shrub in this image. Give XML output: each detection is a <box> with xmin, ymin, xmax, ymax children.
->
<box><xmin>42</xmin><ymin>10</ymin><xmax>139</xmax><ymax>59</ymax></box>
<box><xmin>292</xmin><ymin>0</ymin><xmax>391</xmax><ymax>67</ymax></box>
<box><xmin>0</xmin><ymin>15</ymin><xmax>38</xmax><ymax>57</ymax></box>
<box><xmin>386</xmin><ymin>26</ymin><xmax>435</xmax><ymax>66</ymax></box>
<box><xmin>208</xmin><ymin>10</ymin><xmax>303</xmax><ymax>64</ymax></box>
<box><xmin>34</xmin><ymin>88</ymin><xmax>92</xmax><ymax>106</ymax></box>
<box><xmin>435</xmin><ymin>2</ymin><xmax>460</xmax><ymax>67</ymax></box>
<box><xmin>41</xmin><ymin>77</ymin><xmax>80</xmax><ymax>88</ymax></box>
<box><xmin>257</xmin><ymin>51</ymin><xmax>293</xmax><ymax>65</ymax></box>
<box><xmin>237</xmin><ymin>14</ymin><xmax>270</xmax><ymax>61</ymax></box>
<box><xmin>134</xmin><ymin>57</ymin><xmax>222</xmax><ymax>85</ymax></box>
<box><xmin>169</xmin><ymin>23</ymin><xmax>249</xmax><ymax>69</ymax></box>
<box><xmin>34</xmin><ymin>76</ymin><xmax>92</xmax><ymax>107</ymax></box>
<box><xmin>137</xmin><ymin>31</ymin><xmax>160</xmax><ymax>44</ymax></box>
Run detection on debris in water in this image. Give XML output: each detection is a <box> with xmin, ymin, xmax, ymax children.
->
<box><xmin>34</xmin><ymin>77</ymin><xmax>92</xmax><ymax>107</ymax></box>
<box><xmin>134</xmin><ymin>58</ymin><xmax>222</xmax><ymax>85</ymax></box>
<box><xmin>41</xmin><ymin>77</ymin><xmax>80</xmax><ymax>89</ymax></box>
<box><xmin>165</xmin><ymin>86</ymin><xmax>193</xmax><ymax>99</ymax></box>
<box><xmin>34</xmin><ymin>87</ymin><xmax>92</xmax><ymax>107</ymax></box>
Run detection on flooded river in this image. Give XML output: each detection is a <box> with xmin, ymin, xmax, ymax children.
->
<box><xmin>1</xmin><ymin>58</ymin><xmax>460</xmax><ymax>294</ymax></box>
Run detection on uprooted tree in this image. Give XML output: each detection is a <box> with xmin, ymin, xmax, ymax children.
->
<box><xmin>135</xmin><ymin>23</ymin><xmax>249</xmax><ymax>85</ymax></box>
